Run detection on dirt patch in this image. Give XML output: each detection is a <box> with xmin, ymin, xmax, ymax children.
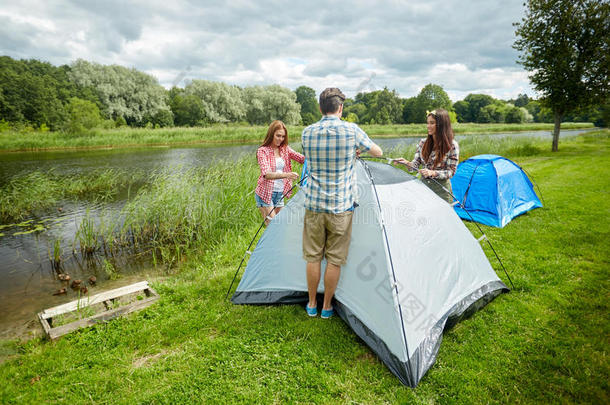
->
<box><xmin>356</xmin><ymin>351</ymin><xmax>377</xmax><ymax>364</ymax></box>
<box><xmin>131</xmin><ymin>349</ymin><xmax>168</xmax><ymax>369</ymax></box>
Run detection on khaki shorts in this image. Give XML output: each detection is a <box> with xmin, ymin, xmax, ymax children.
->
<box><xmin>302</xmin><ymin>209</ymin><xmax>354</xmax><ymax>266</ymax></box>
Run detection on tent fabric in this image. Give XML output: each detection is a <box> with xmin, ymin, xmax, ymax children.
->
<box><xmin>232</xmin><ymin>159</ymin><xmax>508</xmax><ymax>387</ymax></box>
<box><xmin>451</xmin><ymin>154</ymin><xmax>542</xmax><ymax>228</ymax></box>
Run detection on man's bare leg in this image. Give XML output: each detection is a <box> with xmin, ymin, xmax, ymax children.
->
<box><xmin>322</xmin><ymin>262</ymin><xmax>341</xmax><ymax>310</ymax></box>
<box><xmin>306</xmin><ymin>261</ymin><xmax>321</xmax><ymax>308</ymax></box>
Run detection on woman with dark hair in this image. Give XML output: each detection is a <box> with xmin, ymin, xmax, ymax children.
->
<box><xmin>255</xmin><ymin>120</ymin><xmax>305</xmax><ymax>225</ymax></box>
<box><xmin>393</xmin><ymin>109</ymin><xmax>459</xmax><ymax>202</ymax></box>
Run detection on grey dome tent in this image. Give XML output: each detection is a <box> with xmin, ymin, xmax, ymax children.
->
<box><xmin>232</xmin><ymin>160</ymin><xmax>508</xmax><ymax>387</ymax></box>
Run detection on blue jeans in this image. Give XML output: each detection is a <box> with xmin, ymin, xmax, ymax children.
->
<box><xmin>255</xmin><ymin>191</ymin><xmax>285</xmax><ymax>207</ymax></box>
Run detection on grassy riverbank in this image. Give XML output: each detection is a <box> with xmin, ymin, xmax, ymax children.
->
<box><xmin>0</xmin><ymin>130</ymin><xmax>608</xmax><ymax>403</ymax></box>
<box><xmin>0</xmin><ymin>122</ymin><xmax>595</xmax><ymax>152</ymax></box>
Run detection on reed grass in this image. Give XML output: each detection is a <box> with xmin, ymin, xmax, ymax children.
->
<box><xmin>103</xmin><ymin>259</ymin><xmax>120</xmax><ymax>280</ymax></box>
<box><xmin>95</xmin><ymin>160</ymin><xmax>264</xmax><ymax>270</ymax></box>
<box><xmin>0</xmin><ymin>122</ymin><xmax>595</xmax><ymax>152</ymax></box>
<box><xmin>75</xmin><ymin>210</ymin><xmax>98</xmax><ymax>255</ymax></box>
<box><xmin>0</xmin><ymin>169</ymin><xmax>147</xmax><ymax>223</ymax></box>
<box><xmin>49</xmin><ymin>238</ymin><xmax>62</xmax><ymax>271</ymax></box>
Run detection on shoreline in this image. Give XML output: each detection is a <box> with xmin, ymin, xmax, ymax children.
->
<box><xmin>0</xmin><ymin>123</ymin><xmax>595</xmax><ymax>153</ymax></box>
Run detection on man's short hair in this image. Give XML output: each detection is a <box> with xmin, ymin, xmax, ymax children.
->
<box><xmin>319</xmin><ymin>87</ymin><xmax>346</xmax><ymax>115</ymax></box>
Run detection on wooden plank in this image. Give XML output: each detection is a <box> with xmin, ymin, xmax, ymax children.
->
<box><xmin>48</xmin><ymin>295</ymin><xmax>159</xmax><ymax>340</ymax></box>
<box><xmin>40</xmin><ymin>281</ymin><xmax>150</xmax><ymax>318</ymax></box>
<box><xmin>145</xmin><ymin>286</ymin><xmax>158</xmax><ymax>298</ymax></box>
<box><xmin>38</xmin><ymin>312</ymin><xmax>52</xmax><ymax>337</ymax></box>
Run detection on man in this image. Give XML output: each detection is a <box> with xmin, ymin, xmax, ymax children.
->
<box><xmin>301</xmin><ymin>87</ymin><xmax>383</xmax><ymax>318</ymax></box>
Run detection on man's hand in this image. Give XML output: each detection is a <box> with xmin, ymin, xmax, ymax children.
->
<box><xmin>368</xmin><ymin>144</ymin><xmax>383</xmax><ymax>158</ymax></box>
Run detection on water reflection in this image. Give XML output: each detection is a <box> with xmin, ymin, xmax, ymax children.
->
<box><xmin>0</xmin><ymin>143</ymin><xmax>258</xmax><ymax>185</ymax></box>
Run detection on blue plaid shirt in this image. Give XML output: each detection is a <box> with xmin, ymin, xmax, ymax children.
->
<box><xmin>302</xmin><ymin>116</ymin><xmax>374</xmax><ymax>213</ymax></box>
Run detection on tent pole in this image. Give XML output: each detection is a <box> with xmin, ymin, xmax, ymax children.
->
<box><xmin>225</xmin><ymin>219</ymin><xmax>267</xmax><ymax>299</ymax></box>
<box><xmin>360</xmin><ymin>158</ymin><xmax>412</xmax><ymax>364</ymax></box>
<box><xmin>225</xmin><ymin>176</ymin><xmax>308</xmax><ymax>299</ymax></box>
<box><xmin>517</xmin><ymin>165</ymin><xmax>546</xmax><ymax>206</ymax></box>
<box><xmin>461</xmin><ymin>162</ymin><xmax>482</xmax><ymax>207</ymax></box>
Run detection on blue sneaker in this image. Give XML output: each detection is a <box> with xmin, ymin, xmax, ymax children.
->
<box><xmin>321</xmin><ymin>307</ymin><xmax>334</xmax><ymax>319</ymax></box>
<box><xmin>306</xmin><ymin>304</ymin><xmax>317</xmax><ymax>317</ymax></box>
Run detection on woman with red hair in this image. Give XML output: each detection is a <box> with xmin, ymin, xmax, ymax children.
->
<box><xmin>393</xmin><ymin>109</ymin><xmax>459</xmax><ymax>202</ymax></box>
<box><xmin>255</xmin><ymin>120</ymin><xmax>305</xmax><ymax>225</ymax></box>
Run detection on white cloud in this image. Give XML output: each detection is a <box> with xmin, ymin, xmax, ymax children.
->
<box><xmin>0</xmin><ymin>0</ymin><xmax>536</xmax><ymax>100</ymax></box>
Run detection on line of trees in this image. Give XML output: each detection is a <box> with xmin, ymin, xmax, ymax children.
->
<box><xmin>0</xmin><ymin>57</ymin><xmax>302</xmax><ymax>132</ymax></box>
<box><xmin>0</xmin><ymin>55</ymin><xmax>607</xmax><ymax>133</ymax></box>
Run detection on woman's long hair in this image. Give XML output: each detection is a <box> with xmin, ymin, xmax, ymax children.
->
<box><xmin>261</xmin><ymin>120</ymin><xmax>288</xmax><ymax>148</ymax></box>
<box><xmin>421</xmin><ymin>109</ymin><xmax>454</xmax><ymax>167</ymax></box>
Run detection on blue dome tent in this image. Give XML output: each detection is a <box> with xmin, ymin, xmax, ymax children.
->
<box><xmin>451</xmin><ymin>154</ymin><xmax>542</xmax><ymax>228</ymax></box>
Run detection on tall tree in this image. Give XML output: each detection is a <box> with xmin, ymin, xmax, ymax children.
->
<box><xmin>514</xmin><ymin>0</ymin><xmax>610</xmax><ymax>151</ymax></box>
<box><xmin>343</xmin><ymin>97</ymin><xmax>368</xmax><ymax>124</ymax></box>
<box><xmin>453</xmin><ymin>100</ymin><xmax>471</xmax><ymax>123</ymax></box>
<box><xmin>69</xmin><ymin>59</ymin><xmax>171</xmax><ymax>126</ymax></box>
<box><xmin>243</xmin><ymin>85</ymin><xmax>301</xmax><ymax>125</ymax></box>
<box><xmin>513</xmin><ymin>93</ymin><xmax>530</xmax><ymax>107</ymax></box>
<box><xmin>185</xmin><ymin>80</ymin><xmax>246</xmax><ymax>123</ymax></box>
<box><xmin>412</xmin><ymin>84</ymin><xmax>453</xmax><ymax>123</ymax></box>
<box><xmin>295</xmin><ymin>85</ymin><xmax>321</xmax><ymax>125</ymax></box>
<box><xmin>463</xmin><ymin>94</ymin><xmax>495</xmax><ymax>123</ymax></box>
<box><xmin>368</xmin><ymin>87</ymin><xmax>403</xmax><ymax>124</ymax></box>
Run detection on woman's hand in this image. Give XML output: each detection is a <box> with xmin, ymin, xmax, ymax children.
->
<box><xmin>419</xmin><ymin>169</ymin><xmax>436</xmax><ymax>178</ymax></box>
<box><xmin>393</xmin><ymin>158</ymin><xmax>415</xmax><ymax>171</ymax></box>
<box><xmin>285</xmin><ymin>171</ymin><xmax>299</xmax><ymax>181</ymax></box>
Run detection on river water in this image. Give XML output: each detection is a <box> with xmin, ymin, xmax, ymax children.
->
<box><xmin>0</xmin><ymin>129</ymin><xmax>591</xmax><ymax>338</ymax></box>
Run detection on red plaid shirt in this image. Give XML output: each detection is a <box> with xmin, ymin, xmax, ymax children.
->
<box><xmin>255</xmin><ymin>145</ymin><xmax>305</xmax><ymax>204</ymax></box>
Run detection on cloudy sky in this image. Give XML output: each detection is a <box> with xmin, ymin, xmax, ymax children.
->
<box><xmin>0</xmin><ymin>0</ymin><xmax>535</xmax><ymax>101</ymax></box>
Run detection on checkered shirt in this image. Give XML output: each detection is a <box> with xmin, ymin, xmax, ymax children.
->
<box><xmin>409</xmin><ymin>139</ymin><xmax>460</xmax><ymax>180</ymax></box>
<box><xmin>301</xmin><ymin>116</ymin><xmax>374</xmax><ymax>213</ymax></box>
<box><xmin>255</xmin><ymin>145</ymin><xmax>305</xmax><ymax>204</ymax></box>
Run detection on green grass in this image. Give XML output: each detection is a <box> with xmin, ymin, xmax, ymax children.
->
<box><xmin>0</xmin><ymin>130</ymin><xmax>608</xmax><ymax>403</ymax></box>
<box><xmin>0</xmin><ymin>169</ymin><xmax>146</xmax><ymax>223</ymax></box>
<box><xmin>0</xmin><ymin>122</ymin><xmax>595</xmax><ymax>152</ymax></box>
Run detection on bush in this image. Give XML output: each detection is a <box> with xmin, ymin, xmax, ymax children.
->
<box><xmin>344</xmin><ymin>112</ymin><xmax>359</xmax><ymax>123</ymax></box>
<box><xmin>0</xmin><ymin>119</ymin><xmax>11</xmax><ymax>132</ymax></box>
<box><xmin>301</xmin><ymin>112</ymin><xmax>318</xmax><ymax>125</ymax></box>
<box><xmin>115</xmin><ymin>116</ymin><xmax>127</xmax><ymax>128</ymax></box>
<box><xmin>151</xmin><ymin>109</ymin><xmax>174</xmax><ymax>128</ymax></box>
<box><xmin>63</xmin><ymin>97</ymin><xmax>102</xmax><ymax>135</ymax></box>
<box><xmin>505</xmin><ymin>106</ymin><xmax>526</xmax><ymax>123</ymax></box>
